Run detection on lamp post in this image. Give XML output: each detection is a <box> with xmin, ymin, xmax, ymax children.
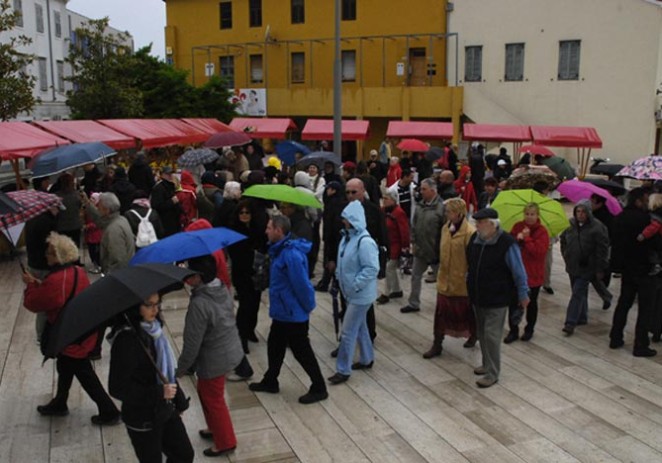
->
<box><xmin>333</xmin><ymin>0</ymin><xmax>342</xmax><ymax>160</ymax></box>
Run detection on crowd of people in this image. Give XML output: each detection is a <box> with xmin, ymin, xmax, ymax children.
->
<box><xmin>17</xmin><ymin>139</ymin><xmax>662</xmax><ymax>461</ymax></box>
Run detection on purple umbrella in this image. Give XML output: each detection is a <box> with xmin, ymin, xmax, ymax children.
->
<box><xmin>557</xmin><ymin>179</ymin><xmax>623</xmax><ymax>216</ymax></box>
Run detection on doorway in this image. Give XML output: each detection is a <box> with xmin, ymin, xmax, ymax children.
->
<box><xmin>409</xmin><ymin>48</ymin><xmax>427</xmax><ymax>86</ymax></box>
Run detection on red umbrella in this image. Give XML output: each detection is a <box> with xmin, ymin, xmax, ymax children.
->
<box><xmin>1</xmin><ymin>190</ymin><xmax>62</xmax><ymax>227</ymax></box>
<box><xmin>204</xmin><ymin>131</ymin><xmax>251</xmax><ymax>149</ymax></box>
<box><xmin>397</xmin><ymin>138</ymin><xmax>429</xmax><ymax>152</ymax></box>
<box><xmin>519</xmin><ymin>144</ymin><xmax>555</xmax><ymax>157</ymax></box>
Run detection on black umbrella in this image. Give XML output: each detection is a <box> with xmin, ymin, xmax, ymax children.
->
<box><xmin>582</xmin><ymin>177</ymin><xmax>627</xmax><ymax>196</ymax></box>
<box><xmin>296</xmin><ymin>151</ymin><xmax>342</xmax><ymax>168</ymax></box>
<box><xmin>590</xmin><ymin>162</ymin><xmax>625</xmax><ymax>179</ymax></box>
<box><xmin>45</xmin><ymin>264</ymin><xmax>197</xmax><ymax>357</ymax></box>
<box><xmin>329</xmin><ymin>276</ymin><xmax>341</xmax><ymax>341</ymax></box>
<box><xmin>425</xmin><ymin>147</ymin><xmax>443</xmax><ymax>162</ymax></box>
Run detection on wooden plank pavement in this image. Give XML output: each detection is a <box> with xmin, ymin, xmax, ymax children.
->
<box><xmin>0</xmin><ymin>243</ymin><xmax>661</xmax><ymax>463</ymax></box>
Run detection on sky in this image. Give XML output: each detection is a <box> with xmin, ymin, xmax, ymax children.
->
<box><xmin>66</xmin><ymin>0</ymin><xmax>166</xmax><ymax>58</ymax></box>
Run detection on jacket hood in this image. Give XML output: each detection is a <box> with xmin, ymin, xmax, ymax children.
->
<box><xmin>185</xmin><ymin>218</ymin><xmax>212</xmax><ymax>231</ymax></box>
<box><xmin>294</xmin><ymin>171</ymin><xmax>310</xmax><ymax>188</ymax></box>
<box><xmin>341</xmin><ymin>200</ymin><xmax>366</xmax><ymax>232</ymax></box>
<box><xmin>572</xmin><ymin>199</ymin><xmax>594</xmax><ymax>224</ymax></box>
<box><xmin>180</xmin><ymin>171</ymin><xmax>197</xmax><ymax>188</ymax></box>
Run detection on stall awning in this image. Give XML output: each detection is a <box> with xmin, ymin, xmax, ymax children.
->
<box><xmin>229</xmin><ymin>117</ymin><xmax>297</xmax><ymax>139</ymax></box>
<box><xmin>155</xmin><ymin>119</ymin><xmax>210</xmax><ymax>144</ymax></box>
<box><xmin>97</xmin><ymin>119</ymin><xmax>186</xmax><ymax>149</ymax></box>
<box><xmin>386</xmin><ymin>121</ymin><xmax>453</xmax><ymax>139</ymax></box>
<box><xmin>180</xmin><ymin>118</ymin><xmax>233</xmax><ymax>135</ymax></box>
<box><xmin>301</xmin><ymin>119</ymin><xmax>370</xmax><ymax>141</ymax></box>
<box><xmin>0</xmin><ymin>122</ymin><xmax>71</xmax><ymax>160</ymax></box>
<box><xmin>463</xmin><ymin>123</ymin><xmax>532</xmax><ymax>142</ymax></box>
<box><xmin>530</xmin><ymin>126</ymin><xmax>602</xmax><ymax>148</ymax></box>
<box><xmin>31</xmin><ymin>120</ymin><xmax>136</xmax><ymax>150</ymax></box>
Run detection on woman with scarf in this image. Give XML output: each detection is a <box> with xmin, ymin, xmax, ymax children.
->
<box><xmin>423</xmin><ymin>198</ymin><xmax>477</xmax><ymax>358</ymax></box>
<box><xmin>108</xmin><ymin>293</ymin><xmax>193</xmax><ymax>463</ymax></box>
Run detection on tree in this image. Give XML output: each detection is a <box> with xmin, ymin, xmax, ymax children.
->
<box><xmin>0</xmin><ymin>0</ymin><xmax>36</xmax><ymax>121</ymax></box>
<box><xmin>66</xmin><ymin>18</ymin><xmax>143</xmax><ymax>119</ymax></box>
<box><xmin>193</xmin><ymin>76</ymin><xmax>236</xmax><ymax>123</ymax></box>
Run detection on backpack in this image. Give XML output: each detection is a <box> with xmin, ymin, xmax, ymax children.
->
<box><xmin>130</xmin><ymin>209</ymin><xmax>158</xmax><ymax>248</ymax></box>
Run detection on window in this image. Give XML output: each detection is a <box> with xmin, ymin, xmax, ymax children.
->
<box><xmin>291</xmin><ymin>0</ymin><xmax>304</xmax><ymax>24</ymax></box>
<box><xmin>341</xmin><ymin>50</ymin><xmax>356</xmax><ymax>82</ymax></box>
<box><xmin>250</xmin><ymin>54</ymin><xmax>263</xmax><ymax>83</ymax></box>
<box><xmin>54</xmin><ymin>11</ymin><xmax>61</xmax><ymax>38</ymax></box>
<box><xmin>291</xmin><ymin>52</ymin><xmax>305</xmax><ymax>83</ymax></box>
<box><xmin>504</xmin><ymin>43</ymin><xmax>524</xmax><ymax>81</ymax></box>
<box><xmin>558</xmin><ymin>40</ymin><xmax>580</xmax><ymax>80</ymax></box>
<box><xmin>219</xmin><ymin>2</ymin><xmax>232</xmax><ymax>29</ymax></box>
<box><xmin>56</xmin><ymin>60</ymin><xmax>64</xmax><ymax>92</ymax></box>
<box><xmin>219</xmin><ymin>56</ymin><xmax>235</xmax><ymax>89</ymax></box>
<box><xmin>464</xmin><ymin>46</ymin><xmax>482</xmax><ymax>82</ymax></box>
<box><xmin>249</xmin><ymin>0</ymin><xmax>262</xmax><ymax>27</ymax></box>
<box><xmin>13</xmin><ymin>0</ymin><xmax>23</xmax><ymax>27</ymax></box>
<box><xmin>38</xmin><ymin>57</ymin><xmax>48</xmax><ymax>91</ymax></box>
<box><xmin>342</xmin><ymin>0</ymin><xmax>356</xmax><ymax>20</ymax></box>
<box><xmin>35</xmin><ymin>3</ymin><xmax>44</xmax><ymax>33</ymax></box>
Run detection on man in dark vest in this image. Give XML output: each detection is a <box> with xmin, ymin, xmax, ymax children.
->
<box><xmin>150</xmin><ymin>167</ymin><xmax>182</xmax><ymax>237</ymax></box>
<box><xmin>467</xmin><ymin>208</ymin><xmax>529</xmax><ymax>388</ymax></box>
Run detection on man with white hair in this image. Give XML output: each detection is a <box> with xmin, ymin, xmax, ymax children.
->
<box><xmin>467</xmin><ymin>208</ymin><xmax>529</xmax><ymax>388</ymax></box>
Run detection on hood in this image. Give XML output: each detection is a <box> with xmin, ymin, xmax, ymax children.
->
<box><xmin>180</xmin><ymin>170</ymin><xmax>197</xmax><ymax>188</ymax></box>
<box><xmin>294</xmin><ymin>171</ymin><xmax>310</xmax><ymax>188</ymax></box>
<box><xmin>572</xmin><ymin>199</ymin><xmax>594</xmax><ymax>225</ymax></box>
<box><xmin>341</xmin><ymin>200</ymin><xmax>366</xmax><ymax>232</ymax></box>
<box><xmin>185</xmin><ymin>218</ymin><xmax>212</xmax><ymax>231</ymax></box>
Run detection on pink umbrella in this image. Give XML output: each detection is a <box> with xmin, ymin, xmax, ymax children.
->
<box><xmin>204</xmin><ymin>130</ymin><xmax>251</xmax><ymax>149</ymax></box>
<box><xmin>557</xmin><ymin>179</ymin><xmax>622</xmax><ymax>216</ymax></box>
<box><xmin>397</xmin><ymin>138</ymin><xmax>429</xmax><ymax>152</ymax></box>
<box><xmin>518</xmin><ymin>144</ymin><xmax>555</xmax><ymax>157</ymax></box>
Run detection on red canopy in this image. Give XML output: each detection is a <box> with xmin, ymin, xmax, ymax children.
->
<box><xmin>155</xmin><ymin>119</ymin><xmax>210</xmax><ymax>144</ymax></box>
<box><xmin>229</xmin><ymin>117</ymin><xmax>297</xmax><ymax>139</ymax></box>
<box><xmin>31</xmin><ymin>120</ymin><xmax>136</xmax><ymax>150</ymax></box>
<box><xmin>97</xmin><ymin>119</ymin><xmax>186</xmax><ymax>149</ymax></box>
<box><xmin>0</xmin><ymin>122</ymin><xmax>71</xmax><ymax>160</ymax></box>
<box><xmin>180</xmin><ymin>118</ymin><xmax>233</xmax><ymax>135</ymax></box>
<box><xmin>463</xmin><ymin>123</ymin><xmax>532</xmax><ymax>142</ymax></box>
<box><xmin>386</xmin><ymin>121</ymin><xmax>453</xmax><ymax>139</ymax></box>
<box><xmin>301</xmin><ymin>119</ymin><xmax>370</xmax><ymax>141</ymax></box>
<box><xmin>530</xmin><ymin>126</ymin><xmax>602</xmax><ymax>148</ymax></box>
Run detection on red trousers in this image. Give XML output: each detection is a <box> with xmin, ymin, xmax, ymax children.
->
<box><xmin>197</xmin><ymin>375</ymin><xmax>237</xmax><ymax>451</ymax></box>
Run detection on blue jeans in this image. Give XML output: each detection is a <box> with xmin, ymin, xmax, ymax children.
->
<box><xmin>565</xmin><ymin>276</ymin><xmax>589</xmax><ymax>326</ymax></box>
<box><xmin>336</xmin><ymin>302</ymin><xmax>374</xmax><ymax>375</ymax></box>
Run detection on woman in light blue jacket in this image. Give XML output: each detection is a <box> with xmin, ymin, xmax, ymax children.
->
<box><xmin>328</xmin><ymin>200</ymin><xmax>380</xmax><ymax>385</ymax></box>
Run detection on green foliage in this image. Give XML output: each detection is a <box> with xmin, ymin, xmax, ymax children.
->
<box><xmin>0</xmin><ymin>0</ymin><xmax>36</xmax><ymax>121</ymax></box>
<box><xmin>194</xmin><ymin>76</ymin><xmax>236</xmax><ymax>123</ymax></box>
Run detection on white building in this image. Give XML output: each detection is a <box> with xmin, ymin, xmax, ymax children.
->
<box><xmin>2</xmin><ymin>0</ymin><xmax>133</xmax><ymax>121</ymax></box>
<box><xmin>448</xmin><ymin>0</ymin><xmax>662</xmax><ymax>165</ymax></box>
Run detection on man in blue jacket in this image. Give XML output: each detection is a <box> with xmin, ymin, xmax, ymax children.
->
<box><xmin>248</xmin><ymin>215</ymin><xmax>328</xmax><ymax>404</ymax></box>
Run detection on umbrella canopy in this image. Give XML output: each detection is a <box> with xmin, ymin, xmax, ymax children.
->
<box><xmin>1</xmin><ymin>190</ymin><xmax>62</xmax><ymax>227</ymax></box>
<box><xmin>30</xmin><ymin>142</ymin><xmax>116</xmax><ymax>178</ymax></box>
<box><xmin>177</xmin><ymin>148</ymin><xmax>219</xmax><ymax>168</ymax></box>
<box><xmin>204</xmin><ymin>131</ymin><xmax>252</xmax><ymax>149</ymax></box>
<box><xmin>425</xmin><ymin>146</ymin><xmax>444</xmax><ymax>162</ymax></box>
<box><xmin>130</xmin><ymin>227</ymin><xmax>247</xmax><ymax>266</ymax></box>
<box><xmin>582</xmin><ymin>177</ymin><xmax>627</xmax><ymax>196</ymax></box>
<box><xmin>45</xmin><ymin>264</ymin><xmax>196</xmax><ymax>357</ymax></box>
<box><xmin>504</xmin><ymin>171</ymin><xmax>560</xmax><ymax>191</ymax></box>
<box><xmin>295</xmin><ymin>151</ymin><xmax>341</xmax><ymax>168</ymax></box>
<box><xmin>397</xmin><ymin>138</ymin><xmax>429</xmax><ymax>152</ymax></box>
<box><xmin>557</xmin><ymin>180</ymin><xmax>623</xmax><ymax>216</ymax></box>
<box><xmin>0</xmin><ymin>191</ymin><xmax>22</xmax><ymax>215</ymax></box>
<box><xmin>616</xmin><ymin>155</ymin><xmax>662</xmax><ymax>181</ymax></box>
<box><xmin>243</xmin><ymin>184</ymin><xmax>322</xmax><ymax>208</ymax></box>
<box><xmin>519</xmin><ymin>144</ymin><xmax>555</xmax><ymax>157</ymax></box>
<box><xmin>491</xmin><ymin>189</ymin><xmax>570</xmax><ymax>237</ymax></box>
<box><xmin>540</xmin><ymin>156</ymin><xmax>576</xmax><ymax>180</ymax></box>
<box><xmin>275</xmin><ymin>140</ymin><xmax>311</xmax><ymax>166</ymax></box>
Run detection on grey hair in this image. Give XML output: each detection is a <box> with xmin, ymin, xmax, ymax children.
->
<box><xmin>383</xmin><ymin>189</ymin><xmax>399</xmax><ymax>203</ymax></box>
<box><xmin>420</xmin><ymin>177</ymin><xmax>436</xmax><ymax>189</ymax></box>
<box><xmin>488</xmin><ymin>218</ymin><xmax>500</xmax><ymax>228</ymax></box>
<box><xmin>270</xmin><ymin>214</ymin><xmax>291</xmax><ymax>235</ymax></box>
<box><xmin>98</xmin><ymin>192</ymin><xmax>121</xmax><ymax>213</ymax></box>
<box><xmin>223</xmin><ymin>181</ymin><xmax>242</xmax><ymax>200</ymax></box>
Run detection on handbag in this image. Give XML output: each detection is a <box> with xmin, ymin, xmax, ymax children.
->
<box><xmin>40</xmin><ymin>267</ymin><xmax>79</xmax><ymax>359</ymax></box>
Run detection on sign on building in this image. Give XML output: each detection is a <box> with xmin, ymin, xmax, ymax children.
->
<box><xmin>230</xmin><ymin>88</ymin><xmax>267</xmax><ymax>116</ymax></box>
<box><xmin>204</xmin><ymin>62</ymin><xmax>215</xmax><ymax>77</ymax></box>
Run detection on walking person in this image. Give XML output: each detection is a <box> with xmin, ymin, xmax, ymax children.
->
<box><xmin>150</xmin><ymin>167</ymin><xmax>183</xmax><ymax>237</ymax></box>
<box><xmin>54</xmin><ymin>173</ymin><xmax>83</xmax><ymax>245</ymax></box>
<box><xmin>377</xmin><ymin>190</ymin><xmax>409</xmax><ymax>305</ymax></box>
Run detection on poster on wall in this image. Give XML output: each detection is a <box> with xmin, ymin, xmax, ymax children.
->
<box><xmin>230</xmin><ymin>89</ymin><xmax>267</xmax><ymax>116</ymax></box>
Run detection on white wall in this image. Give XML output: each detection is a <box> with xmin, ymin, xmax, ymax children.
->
<box><xmin>448</xmin><ymin>0</ymin><xmax>662</xmax><ymax>165</ymax></box>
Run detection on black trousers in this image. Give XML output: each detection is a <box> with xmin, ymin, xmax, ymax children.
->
<box><xmin>234</xmin><ymin>278</ymin><xmax>262</xmax><ymax>340</ymax></box>
<box><xmin>610</xmin><ymin>274</ymin><xmax>658</xmax><ymax>350</ymax></box>
<box><xmin>126</xmin><ymin>414</ymin><xmax>194</xmax><ymax>463</ymax></box>
<box><xmin>263</xmin><ymin>320</ymin><xmax>326</xmax><ymax>393</ymax></box>
<box><xmin>308</xmin><ymin>220</ymin><xmax>321</xmax><ymax>278</ymax></box>
<box><xmin>507</xmin><ymin>287</ymin><xmax>541</xmax><ymax>334</ymax></box>
<box><xmin>53</xmin><ymin>355</ymin><xmax>118</xmax><ymax>415</ymax></box>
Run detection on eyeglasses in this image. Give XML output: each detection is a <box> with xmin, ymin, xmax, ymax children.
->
<box><xmin>239</xmin><ymin>210</ymin><xmax>251</xmax><ymax>215</ymax></box>
<box><xmin>142</xmin><ymin>301</ymin><xmax>161</xmax><ymax>309</ymax></box>
<box><xmin>346</xmin><ymin>190</ymin><xmax>358</xmax><ymax>195</ymax></box>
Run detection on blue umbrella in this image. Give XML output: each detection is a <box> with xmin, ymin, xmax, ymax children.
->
<box><xmin>296</xmin><ymin>151</ymin><xmax>342</xmax><ymax>168</ymax></box>
<box><xmin>130</xmin><ymin>227</ymin><xmax>247</xmax><ymax>266</ymax></box>
<box><xmin>275</xmin><ymin>140</ymin><xmax>311</xmax><ymax>166</ymax></box>
<box><xmin>30</xmin><ymin>142</ymin><xmax>116</xmax><ymax>178</ymax></box>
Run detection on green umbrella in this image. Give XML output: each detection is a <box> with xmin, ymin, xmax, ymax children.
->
<box><xmin>491</xmin><ymin>189</ymin><xmax>570</xmax><ymax>237</ymax></box>
<box><xmin>540</xmin><ymin>156</ymin><xmax>576</xmax><ymax>180</ymax></box>
<box><xmin>243</xmin><ymin>184</ymin><xmax>322</xmax><ymax>209</ymax></box>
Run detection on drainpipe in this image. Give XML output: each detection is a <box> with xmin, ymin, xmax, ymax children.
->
<box><xmin>445</xmin><ymin>1</ymin><xmax>453</xmax><ymax>86</ymax></box>
<box><xmin>45</xmin><ymin>0</ymin><xmax>56</xmax><ymax>102</ymax></box>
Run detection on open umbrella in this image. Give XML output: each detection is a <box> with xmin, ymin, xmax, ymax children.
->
<box><xmin>616</xmin><ymin>155</ymin><xmax>662</xmax><ymax>181</ymax></box>
<box><xmin>425</xmin><ymin>146</ymin><xmax>444</xmax><ymax>162</ymax></box>
<box><xmin>518</xmin><ymin>144</ymin><xmax>555</xmax><ymax>157</ymax></box>
<box><xmin>204</xmin><ymin>131</ymin><xmax>252</xmax><ymax>149</ymax></box>
<box><xmin>30</xmin><ymin>142</ymin><xmax>116</xmax><ymax>178</ymax></box>
<box><xmin>491</xmin><ymin>189</ymin><xmax>570</xmax><ymax>237</ymax></box>
<box><xmin>177</xmin><ymin>148</ymin><xmax>219</xmax><ymax>168</ymax></box>
<box><xmin>130</xmin><ymin>227</ymin><xmax>246</xmax><ymax>265</ymax></box>
<box><xmin>540</xmin><ymin>156</ymin><xmax>576</xmax><ymax>180</ymax></box>
<box><xmin>295</xmin><ymin>151</ymin><xmax>341</xmax><ymax>168</ymax></box>
<box><xmin>243</xmin><ymin>184</ymin><xmax>323</xmax><ymax>208</ymax></box>
<box><xmin>0</xmin><ymin>191</ymin><xmax>22</xmax><ymax>215</ymax></box>
<box><xmin>1</xmin><ymin>190</ymin><xmax>62</xmax><ymax>227</ymax></box>
<box><xmin>557</xmin><ymin>180</ymin><xmax>623</xmax><ymax>216</ymax></box>
<box><xmin>329</xmin><ymin>276</ymin><xmax>341</xmax><ymax>341</ymax></box>
<box><xmin>582</xmin><ymin>177</ymin><xmax>627</xmax><ymax>196</ymax></box>
<box><xmin>275</xmin><ymin>140</ymin><xmax>311</xmax><ymax>166</ymax></box>
<box><xmin>397</xmin><ymin>138</ymin><xmax>429</xmax><ymax>152</ymax></box>
<box><xmin>45</xmin><ymin>264</ymin><xmax>197</xmax><ymax>358</ymax></box>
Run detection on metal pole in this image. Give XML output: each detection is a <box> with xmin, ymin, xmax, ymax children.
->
<box><xmin>382</xmin><ymin>37</ymin><xmax>386</xmax><ymax>87</ymax></box>
<box><xmin>309</xmin><ymin>40</ymin><xmax>314</xmax><ymax>87</ymax></box>
<box><xmin>191</xmin><ymin>48</ymin><xmax>196</xmax><ymax>86</ymax></box>
<box><xmin>207</xmin><ymin>48</ymin><xmax>212</xmax><ymax>80</ymax></box>
<box><xmin>333</xmin><ymin>0</ymin><xmax>342</xmax><ymax>158</ymax></box>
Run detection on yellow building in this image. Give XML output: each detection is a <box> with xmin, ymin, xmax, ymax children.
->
<box><xmin>164</xmin><ymin>0</ymin><xmax>463</xmax><ymax>156</ymax></box>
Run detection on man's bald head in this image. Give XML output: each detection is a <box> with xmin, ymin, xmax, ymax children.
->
<box><xmin>440</xmin><ymin>170</ymin><xmax>455</xmax><ymax>184</ymax></box>
<box><xmin>345</xmin><ymin>178</ymin><xmax>366</xmax><ymax>202</ymax></box>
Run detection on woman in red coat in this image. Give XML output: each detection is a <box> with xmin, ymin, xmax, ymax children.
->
<box><xmin>377</xmin><ymin>191</ymin><xmax>410</xmax><ymax>304</ymax></box>
<box><xmin>23</xmin><ymin>232</ymin><xmax>119</xmax><ymax>424</ymax></box>
<box><xmin>504</xmin><ymin>203</ymin><xmax>550</xmax><ymax>342</ymax></box>
<box><xmin>386</xmin><ymin>157</ymin><xmax>402</xmax><ymax>188</ymax></box>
